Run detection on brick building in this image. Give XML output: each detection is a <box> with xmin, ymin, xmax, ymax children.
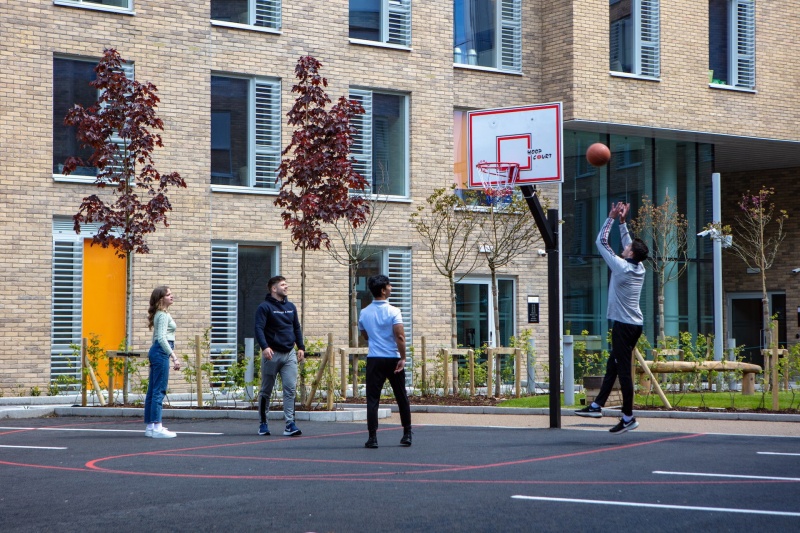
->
<box><xmin>0</xmin><ymin>0</ymin><xmax>798</xmax><ymax>395</ymax></box>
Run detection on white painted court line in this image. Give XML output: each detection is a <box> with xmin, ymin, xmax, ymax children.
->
<box><xmin>0</xmin><ymin>445</ymin><xmax>67</xmax><ymax>450</ymax></box>
<box><xmin>758</xmin><ymin>452</ymin><xmax>800</xmax><ymax>457</ymax></box>
<box><xmin>653</xmin><ymin>470</ymin><xmax>800</xmax><ymax>482</ymax></box>
<box><xmin>0</xmin><ymin>426</ymin><xmax>222</xmax><ymax>436</ymax></box>
<box><xmin>511</xmin><ymin>495</ymin><xmax>800</xmax><ymax>517</ymax></box>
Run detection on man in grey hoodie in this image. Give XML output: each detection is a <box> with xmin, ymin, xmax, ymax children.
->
<box><xmin>575</xmin><ymin>202</ymin><xmax>648</xmax><ymax>433</ymax></box>
<box><xmin>255</xmin><ymin>275</ymin><xmax>305</xmax><ymax>437</ymax></box>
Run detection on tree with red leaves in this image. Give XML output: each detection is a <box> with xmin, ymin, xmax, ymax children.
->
<box><xmin>275</xmin><ymin>56</ymin><xmax>370</xmax><ymax>328</ymax></box>
<box><xmin>64</xmin><ymin>48</ymin><xmax>186</xmax><ymax>398</ymax></box>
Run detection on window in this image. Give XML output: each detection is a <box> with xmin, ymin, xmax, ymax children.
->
<box><xmin>453</xmin><ymin>0</ymin><xmax>521</xmax><ymax>72</ymax></box>
<box><xmin>609</xmin><ymin>0</ymin><xmax>660</xmax><ymax>78</ymax></box>
<box><xmin>709</xmin><ymin>0</ymin><xmax>755</xmax><ymax>89</ymax></box>
<box><xmin>349</xmin><ymin>0</ymin><xmax>412</xmax><ymax>47</ymax></box>
<box><xmin>211</xmin><ymin>242</ymin><xmax>278</xmax><ymax>384</ymax></box>
<box><xmin>210</xmin><ymin>0</ymin><xmax>281</xmax><ymax>29</ymax></box>
<box><xmin>211</xmin><ymin>75</ymin><xmax>281</xmax><ymax>190</ymax></box>
<box><xmin>53</xmin><ymin>57</ymin><xmax>134</xmax><ymax>179</ymax></box>
<box><xmin>349</xmin><ymin>89</ymin><xmax>408</xmax><ymax>197</ymax></box>
<box><xmin>354</xmin><ymin>247</ymin><xmax>413</xmax><ymax>347</ymax></box>
<box><xmin>55</xmin><ymin>0</ymin><xmax>132</xmax><ymax>12</ymax></box>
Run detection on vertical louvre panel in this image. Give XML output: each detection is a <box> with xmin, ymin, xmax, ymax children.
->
<box><xmin>349</xmin><ymin>89</ymin><xmax>373</xmax><ymax>191</ymax></box>
<box><xmin>734</xmin><ymin>0</ymin><xmax>755</xmax><ymax>88</ymax></box>
<box><xmin>638</xmin><ymin>0</ymin><xmax>660</xmax><ymax>77</ymax></box>
<box><xmin>211</xmin><ymin>243</ymin><xmax>238</xmax><ymax>385</ymax></box>
<box><xmin>255</xmin><ymin>0</ymin><xmax>281</xmax><ymax>29</ymax></box>
<box><xmin>50</xmin><ymin>239</ymin><xmax>83</xmax><ymax>389</ymax></box>
<box><xmin>106</xmin><ymin>63</ymin><xmax>135</xmax><ymax>180</ymax></box>
<box><xmin>254</xmin><ymin>79</ymin><xmax>281</xmax><ymax>189</ymax></box>
<box><xmin>386</xmin><ymin>248</ymin><xmax>413</xmax><ymax>344</ymax></box>
<box><xmin>500</xmin><ymin>0</ymin><xmax>522</xmax><ymax>72</ymax></box>
<box><xmin>387</xmin><ymin>0</ymin><xmax>411</xmax><ymax>46</ymax></box>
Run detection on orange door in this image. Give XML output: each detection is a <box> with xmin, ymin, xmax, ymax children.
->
<box><xmin>82</xmin><ymin>241</ymin><xmax>127</xmax><ymax>389</ymax></box>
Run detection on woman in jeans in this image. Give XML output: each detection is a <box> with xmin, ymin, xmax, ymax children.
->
<box><xmin>144</xmin><ymin>285</ymin><xmax>181</xmax><ymax>438</ymax></box>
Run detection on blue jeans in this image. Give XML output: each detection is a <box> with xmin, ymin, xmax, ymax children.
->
<box><xmin>144</xmin><ymin>341</ymin><xmax>173</xmax><ymax>424</ymax></box>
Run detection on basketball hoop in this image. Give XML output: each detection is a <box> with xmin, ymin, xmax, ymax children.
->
<box><xmin>475</xmin><ymin>162</ymin><xmax>519</xmax><ymax>204</ymax></box>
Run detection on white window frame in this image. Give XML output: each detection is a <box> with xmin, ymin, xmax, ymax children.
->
<box><xmin>610</xmin><ymin>0</ymin><xmax>660</xmax><ymax>79</ymax></box>
<box><xmin>54</xmin><ymin>0</ymin><xmax>133</xmax><ymax>14</ymax></box>
<box><xmin>349</xmin><ymin>0</ymin><xmax>412</xmax><ymax>49</ymax></box>
<box><xmin>729</xmin><ymin>0</ymin><xmax>755</xmax><ymax>89</ymax></box>
<box><xmin>349</xmin><ymin>88</ymin><xmax>409</xmax><ymax>199</ymax></box>
<box><xmin>210</xmin><ymin>0</ymin><xmax>282</xmax><ymax>33</ymax></box>
<box><xmin>453</xmin><ymin>0</ymin><xmax>521</xmax><ymax>73</ymax></box>
<box><xmin>53</xmin><ymin>58</ymin><xmax>135</xmax><ymax>184</ymax></box>
<box><xmin>210</xmin><ymin>75</ymin><xmax>281</xmax><ymax>194</ymax></box>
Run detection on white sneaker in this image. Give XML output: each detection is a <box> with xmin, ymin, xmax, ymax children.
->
<box><xmin>145</xmin><ymin>428</ymin><xmax>154</xmax><ymax>437</ymax></box>
<box><xmin>151</xmin><ymin>427</ymin><xmax>177</xmax><ymax>438</ymax></box>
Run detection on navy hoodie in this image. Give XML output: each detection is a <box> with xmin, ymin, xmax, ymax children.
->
<box><xmin>254</xmin><ymin>295</ymin><xmax>305</xmax><ymax>353</ymax></box>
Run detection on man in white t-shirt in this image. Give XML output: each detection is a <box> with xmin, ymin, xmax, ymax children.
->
<box><xmin>358</xmin><ymin>275</ymin><xmax>412</xmax><ymax>448</ymax></box>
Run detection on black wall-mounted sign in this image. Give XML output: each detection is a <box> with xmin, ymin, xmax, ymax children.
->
<box><xmin>527</xmin><ymin>296</ymin><xmax>540</xmax><ymax>324</ymax></box>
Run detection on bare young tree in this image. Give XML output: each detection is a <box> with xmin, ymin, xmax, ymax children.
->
<box><xmin>326</xmin><ymin>191</ymin><xmax>388</xmax><ymax>347</ymax></box>
<box><xmin>409</xmin><ymin>187</ymin><xmax>481</xmax><ymax>349</ymax></box>
<box><xmin>724</xmin><ymin>187</ymin><xmax>788</xmax><ymax>347</ymax></box>
<box><xmin>477</xmin><ymin>192</ymin><xmax>545</xmax><ymax>395</ymax></box>
<box><xmin>629</xmin><ymin>192</ymin><xmax>693</xmax><ymax>345</ymax></box>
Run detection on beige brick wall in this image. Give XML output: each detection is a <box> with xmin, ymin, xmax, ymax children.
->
<box><xmin>1</xmin><ymin>1</ymin><xmax>797</xmax><ymax>394</ymax></box>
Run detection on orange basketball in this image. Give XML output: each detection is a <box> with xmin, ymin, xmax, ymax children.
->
<box><xmin>586</xmin><ymin>143</ymin><xmax>611</xmax><ymax>167</ymax></box>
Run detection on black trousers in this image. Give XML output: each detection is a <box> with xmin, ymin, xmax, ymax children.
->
<box><xmin>366</xmin><ymin>357</ymin><xmax>411</xmax><ymax>435</ymax></box>
<box><xmin>594</xmin><ymin>321</ymin><xmax>642</xmax><ymax>417</ymax></box>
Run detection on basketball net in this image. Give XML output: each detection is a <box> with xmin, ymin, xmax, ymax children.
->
<box><xmin>475</xmin><ymin>162</ymin><xmax>520</xmax><ymax>205</ymax></box>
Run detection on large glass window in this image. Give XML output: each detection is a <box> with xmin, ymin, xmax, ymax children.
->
<box><xmin>211</xmin><ymin>75</ymin><xmax>281</xmax><ymax>189</ymax></box>
<box><xmin>453</xmin><ymin>0</ymin><xmax>521</xmax><ymax>72</ymax></box>
<box><xmin>211</xmin><ymin>0</ymin><xmax>281</xmax><ymax>29</ymax></box>
<box><xmin>53</xmin><ymin>58</ymin><xmax>97</xmax><ymax>176</ymax></box>
<box><xmin>350</xmin><ymin>89</ymin><xmax>408</xmax><ymax>197</ymax></box>
<box><xmin>609</xmin><ymin>0</ymin><xmax>660</xmax><ymax>77</ymax></box>
<box><xmin>211</xmin><ymin>242</ymin><xmax>278</xmax><ymax>383</ymax></box>
<box><xmin>349</xmin><ymin>0</ymin><xmax>411</xmax><ymax>46</ymax></box>
<box><xmin>708</xmin><ymin>0</ymin><xmax>755</xmax><ymax>88</ymax></box>
<box><xmin>562</xmin><ymin>130</ymin><xmax>713</xmax><ymax>350</ymax></box>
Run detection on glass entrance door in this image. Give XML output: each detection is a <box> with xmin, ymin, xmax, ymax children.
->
<box><xmin>455</xmin><ymin>278</ymin><xmax>515</xmax><ymax>349</ymax></box>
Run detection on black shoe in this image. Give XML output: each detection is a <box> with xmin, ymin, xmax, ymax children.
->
<box><xmin>609</xmin><ymin>417</ymin><xmax>638</xmax><ymax>434</ymax></box>
<box><xmin>400</xmin><ymin>429</ymin><xmax>413</xmax><ymax>447</ymax></box>
<box><xmin>575</xmin><ymin>405</ymin><xmax>603</xmax><ymax>418</ymax></box>
<box><xmin>364</xmin><ymin>436</ymin><xmax>378</xmax><ymax>449</ymax></box>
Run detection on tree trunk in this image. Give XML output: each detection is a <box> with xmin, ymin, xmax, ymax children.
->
<box><xmin>449</xmin><ymin>272</ymin><xmax>457</xmax><ymax>349</ymax></box>
<box><xmin>349</xmin><ymin>262</ymin><xmax>358</xmax><ymax>347</ymax></box>
<box><xmin>123</xmin><ymin>251</ymin><xmax>133</xmax><ymax>405</ymax></box>
<box><xmin>299</xmin><ymin>245</ymin><xmax>306</xmax><ymax>403</ymax></box>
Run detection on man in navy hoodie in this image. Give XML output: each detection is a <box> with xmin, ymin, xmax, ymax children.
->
<box><xmin>255</xmin><ymin>275</ymin><xmax>305</xmax><ymax>437</ymax></box>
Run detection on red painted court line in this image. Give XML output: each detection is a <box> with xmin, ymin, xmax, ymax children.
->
<box><xmin>156</xmin><ymin>452</ymin><xmax>462</xmax><ymax>468</ymax></box>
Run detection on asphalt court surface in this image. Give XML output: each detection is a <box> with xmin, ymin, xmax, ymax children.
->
<box><xmin>1</xmin><ymin>417</ymin><xmax>799</xmax><ymax>532</ymax></box>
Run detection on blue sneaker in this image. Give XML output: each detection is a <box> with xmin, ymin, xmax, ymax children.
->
<box><xmin>283</xmin><ymin>421</ymin><xmax>302</xmax><ymax>436</ymax></box>
<box><xmin>258</xmin><ymin>422</ymin><xmax>270</xmax><ymax>436</ymax></box>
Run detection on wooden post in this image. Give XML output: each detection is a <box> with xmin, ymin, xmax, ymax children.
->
<box><xmin>81</xmin><ymin>337</ymin><xmax>88</xmax><ymax>407</ymax></box>
<box><xmin>514</xmin><ymin>348</ymin><xmax>522</xmax><ymax>398</ymax></box>
<box><xmin>468</xmin><ymin>350</ymin><xmax>475</xmax><ymax>397</ymax></box>
<box><xmin>339</xmin><ymin>348</ymin><xmax>346</xmax><ymax>399</ymax></box>
<box><xmin>486</xmin><ymin>349</ymin><xmax>493</xmax><ymax>398</ymax></box>
<box><xmin>122</xmin><ymin>355</ymin><xmax>129</xmax><ymax>405</ymax></box>
<box><xmin>441</xmin><ymin>349</ymin><xmax>450</xmax><ymax>396</ymax></box>
<box><xmin>305</xmin><ymin>333</ymin><xmax>332</xmax><ymax>410</ymax></box>
<box><xmin>352</xmin><ymin>354</ymin><xmax>359</xmax><ymax>399</ymax></box>
<box><xmin>772</xmin><ymin>320</ymin><xmax>779</xmax><ymax>410</ymax></box>
<box><xmin>634</xmin><ymin>348</ymin><xmax>671</xmax><ymax>409</ymax></box>
<box><xmin>87</xmin><ymin>363</ymin><xmax>106</xmax><ymax>406</ymax></box>
<box><xmin>420</xmin><ymin>336</ymin><xmax>427</xmax><ymax>395</ymax></box>
<box><xmin>195</xmin><ymin>334</ymin><xmax>202</xmax><ymax>408</ymax></box>
<box><xmin>327</xmin><ymin>333</ymin><xmax>334</xmax><ymax>411</ymax></box>
<box><xmin>107</xmin><ymin>356</ymin><xmax>115</xmax><ymax>406</ymax></box>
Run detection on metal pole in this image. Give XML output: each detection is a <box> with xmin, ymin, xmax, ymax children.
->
<box><xmin>527</xmin><ymin>338</ymin><xmax>536</xmax><ymax>394</ymax></box>
<box><xmin>244</xmin><ymin>338</ymin><xmax>254</xmax><ymax>401</ymax></box>
<box><xmin>563</xmin><ymin>335</ymin><xmax>574</xmax><ymax>406</ymax></box>
<box><xmin>712</xmin><ymin>172</ymin><xmax>723</xmax><ymax>361</ymax></box>
<box><xmin>547</xmin><ymin>208</ymin><xmax>561</xmax><ymax>428</ymax></box>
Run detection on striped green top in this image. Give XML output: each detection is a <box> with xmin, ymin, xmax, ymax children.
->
<box><xmin>152</xmin><ymin>310</ymin><xmax>176</xmax><ymax>355</ymax></box>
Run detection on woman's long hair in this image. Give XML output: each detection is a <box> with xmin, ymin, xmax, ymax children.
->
<box><xmin>147</xmin><ymin>286</ymin><xmax>170</xmax><ymax>330</ymax></box>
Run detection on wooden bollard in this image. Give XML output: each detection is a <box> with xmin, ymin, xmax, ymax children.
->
<box><xmin>195</xmin><ymin>334</ymin><xmax>202</xmax><ymax>408</ymax></box>
<box><xmin>515</xmin><ymin>348</ymin><xmax>522</xmax><ymax>398</ymax></box>
<box><xmin>442</xmin><ymin>350</ymin><xmax>450</xmax><ymax>395</ymax></box>
<box><xmin>340</xmin><ymin>349</ymin><xmax>346</xmax><ymax>399</ymax></box>
<box><xmin>420</xmin><ymin>336</ymin><xmax>427</xmax><ymax>395</ymax></box>
<box><xmin>352</xmin><ymin>354</ymin><xmax>359</xmax><ymax>399</ymax></box>
<box><xmin>486</xmin><ymin>349</ymin><xmax>493</xmax><ymax>398</ymax></box>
